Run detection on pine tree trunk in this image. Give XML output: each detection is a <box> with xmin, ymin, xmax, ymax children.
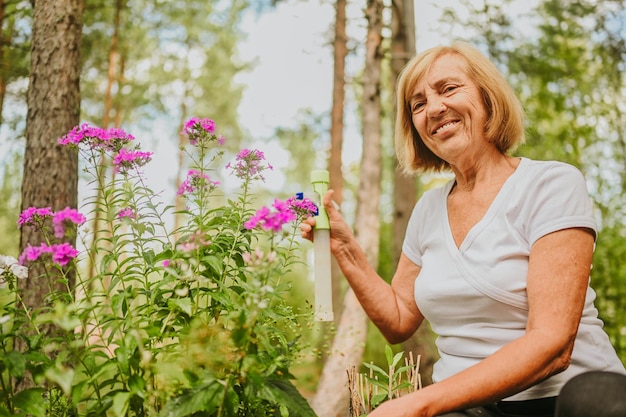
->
<box><xmin>329</xmin><ymin>0</ymin><xmax>348</xmax><ymax>320</ymax></box>
<box><xmin>390</xmin><ymin>0</ymin><xmax>438</xmax><ymax>384</ymax></box>
<box><xmin>17</xmin><ymin>0</ymin><xmax>83</xmax><ymax>386</ymax></box>
<box><xmin>311</xmin><ymin>1</ymin><xmax>384</xmax><ymax>415</ymax></box>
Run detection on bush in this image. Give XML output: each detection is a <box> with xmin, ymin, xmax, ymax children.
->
<box><xmin>0</xmin><ymin>119</ymin><xmax>317</xmax><ymax>417</ymax></box>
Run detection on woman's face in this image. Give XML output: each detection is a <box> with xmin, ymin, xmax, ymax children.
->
<box><xmin>409</xmin><ymin>54</ymin><xmax>489</xmax><ymax>165</ymax></box>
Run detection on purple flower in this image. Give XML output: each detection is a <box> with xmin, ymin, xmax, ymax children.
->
<box><xmin>113</xmin><ymin>148</ymin><xmax>153</xmax><ymax>173</ymax></box>
<box><xmin>177</xmin><ymin>169</ymin><xmax>220</xmax><ymax>196</ymax></box>
<box><xmin>287</xmin><ymin>196</ymin><xmax>318</xmax><ymax>219</ymax></box>
<box><xmin>226</xmin><ymin>148</ymin><xmax>273</xmax><ymax>182</ymax></box>
<box><xmin>52</xmin><ymin>207</ymin><xmax>87</xmax><ymax>238</ymax></box>
<box><xmin>50</xmin><ymin>243</ymin><xmax>79</xmax><ymax>266</ymax></box>
<box><xmin>58</xmin><ymin>124</ymin><xmax>135</xmax><ymax>151</ymax></box>
<box><xmin>117</xmin><ymin>208</ymin><xmax>136</xmax><ymax>219</ymax></box>
<box><xmin>244</xmin><ymin>199</ymin><xmax>297</xmax><ymax>233</ymax></box>
<box><xmin>181</xmin><ymin>117</ymin><xmax>222</xmax><ymax>146</ymax></box>
<box><xmin>18</xmin><ymin>207</ymin><xmax>53</xmax><ymax>228</ymax></box>
<box><xmin>19</xmin><ymin>243</ymin><xmax>79</xmax><ymax>267</ymax></box>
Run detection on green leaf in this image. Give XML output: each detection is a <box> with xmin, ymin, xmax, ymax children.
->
<box><xmin>256</xmin><ymin>379</ymin><xmax>317</xmax><ymax>417</ymax></box>
<box><xmin>168</xmin><ymin>297</ymin><xmax>192</xmax><ymax>316</ymax></box>
<box><xmin>45</xmin><ymin>364</ymin><xmax>75</xmax><ymax>396</ymax></box>
<box><xmin>160</xmin><ymin>379</ymin><xmax>223</xmax><ymax>417</ymax></box>
<box><xmin>362</xmin><ymin>361</ymin><xmax>388</xmax><ymax>378</ymax></box>
<box><xmin>3</xmin><ymin>350</ymin><xmax>26</xmax><ymax>378</ymax></box>
<box><xmin>391</xmin><ymin>350</ymin><xmax>405</xmax><ymax>369</ymax></box>
<box><xmin>12</xmin><ymin>388</ymin><xmax>46</xmax><ymax>417</ymax></box>
<box><xmin>384</xmin><ymin>344</ymin><xmax>393</xmax><ymax>366</ymax></box>
<box><xmin>106</xmin><ymin>391</ymin><xmax>130</xmax><ymax>417</ymax></box>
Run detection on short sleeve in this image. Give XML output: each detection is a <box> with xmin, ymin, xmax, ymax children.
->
<box><xmin>524</xmin><ymin>162</ymin><xmax>597</xmax><ymax>246</ymax></box>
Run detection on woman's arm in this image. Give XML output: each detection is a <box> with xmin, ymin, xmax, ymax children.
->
<box><xmin>300</xmin><ymin>189</ymin><xmax>424</xmax><ymax>343</ymax></box>
<box><xmin>369</xmin><ymin>227</ymin><xmax>595</xmax><ymax>417</ymax></box>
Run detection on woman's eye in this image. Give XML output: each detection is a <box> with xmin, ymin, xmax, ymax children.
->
<box><xmin>444</xmin><ymin>85</ymin><xmax>458</xmax><ymax>93</ymax></box>
<box><xmin>412</xmin><ymin>102</ymin><xmax>425</xmax><ymax>113</ymax></box>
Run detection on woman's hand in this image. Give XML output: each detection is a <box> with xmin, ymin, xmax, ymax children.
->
<box><xmin>299</xmin><ymin>189</ymin><xmax>355</xmax><ymax>253</ymax></box>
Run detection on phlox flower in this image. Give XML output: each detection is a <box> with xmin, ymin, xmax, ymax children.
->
<box><xmin>58</xmin><ymin>123</ymin><xmax>135</xmax><ymax>151</ymax></box>
<box><xmin>244</xmin><ymin>199</ymin><xmax>297</xmax><ymax>233</ymax></box>
<box><xmin>117</xmin><ymin>208</ymin><xmax>136</xmax><ymax>219</ymax></box>
<box><xmin>177</xmin><ymin>169</ymin><xmax>220</xmax><ymax>196</ymax></box>
<box><xmin>287</xmin><ymin>196</ymin><xmax>318</xmax><ymax>219</ymax></box>
<box><xmin>19</xmin><ymin>243</ymin><xmax>79</xmax><ymax>267</ymax></box>
<box><xmin>52</xmin><ymin>207</ymin><xmax>87</xmax><ymax>238</ymax></box>
<box><xmin>112</xmin><ymin>148</ymin><xmax>153</xmax><ymax>173</ymax></box>
<box><xmin>226</xmin><ymin>148</ymin><xmax>273</xmax><ymax>182</ymax></box>
<box><xmin>18</xmin><ymin>207</ymin><xmax>53</xmax><ymax>228</ymax></box>
<box><xmin>181</xmin><ymin>117</ymin><xmax>223</xmax><ymax>146</ymax></box>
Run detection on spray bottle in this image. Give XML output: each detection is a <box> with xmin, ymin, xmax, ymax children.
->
<box><xmin>310</xmin><ymin>170</ymin><xmax>333</xmax><ymax>322</ymax></box>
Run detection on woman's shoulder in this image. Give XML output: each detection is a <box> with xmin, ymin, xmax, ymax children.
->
<box><xmin>518</xmin><ymin>157</ymin><xmax>586</xmax><ymax>184</ymax></box>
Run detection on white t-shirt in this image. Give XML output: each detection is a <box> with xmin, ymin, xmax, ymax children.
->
<box><xmin>402</xmin><ymin>157</ymin><xmax>625</xmax><ymax>400</ymax></box>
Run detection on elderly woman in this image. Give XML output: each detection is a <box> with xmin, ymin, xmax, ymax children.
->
<box><xmin>301</xmin><ymin>41</ymin><xmax>625</xmax><ymax>417</ymax></box>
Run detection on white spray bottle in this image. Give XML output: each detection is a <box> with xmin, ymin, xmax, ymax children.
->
<box><xmin>311</xmin><ymin>170</ymin><xmax>333</xmax><ymax>322</ymax></box>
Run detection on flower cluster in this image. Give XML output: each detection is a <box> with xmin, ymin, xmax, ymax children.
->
<box><xmin>19</xmin><ymin>243</ymin><xmax>79</xmax><ymax>267</ymax></box>
<box><xmin>226</xmin><ymin>148</ymin><xmax>273</xmax><ymax>182</ymax></box>
<box><xmin>113</xmin><ymin>148</ymin><xmax>153</xmax><ymax>173</ymax></box>
<box><xmin>244</xmin><ymin>197</ymin><xmax>317</xmax><ymax>233</ymax></box>
<box><xmin>117</xmin><ymin>207</ymin><xmax>136</xmax><ymax>219</ymax></box>
<box><xmin>181</xmin><ymin>117</ymin><xmax>226</xmax><ymax>146</ymax></box>
<box><xmin>177</xmin><ymin>169</ymin><xmax>220</xmax><ymax>196</ymax></box>
<box><xmin>58</xmin><ymin>123</ymin><xmax>135</xmax><ymax>152</ymax></box>
<box><xmin>59</xmin><ymin>123</ymin><xmax>153</xmax><ymax>174</ymax></box>
<box><xmin>287</xmin><ymin>195</ymin><xmax>318</xmax><ymax>219</ymax></box>
<box><xmin>17</xmin><ymin>206</ymin><xmax>86</xmax><ymax>267</ymax></box>
<box><xmin>53</xmin><ymin>207</ymin><xmax>87</xmax><ymax>238</ymax></box>
<box><xmin>18</xmin><ymin>206</ymin><xmax>53</xmax><ymax>227</ymax></box>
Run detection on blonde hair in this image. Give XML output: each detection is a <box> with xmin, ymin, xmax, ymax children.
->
<box><xmin>394</xmin><ymin>41</ymin><xmax>525</xmax><ymax>174</ymax></box>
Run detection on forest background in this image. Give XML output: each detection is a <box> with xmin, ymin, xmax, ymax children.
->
<box><xmin>1</xmin><ymin>0</ymin><xmax>625</xmax><ymax>416</ymax></box>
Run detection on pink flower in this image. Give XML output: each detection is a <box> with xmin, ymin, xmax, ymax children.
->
<box><xmin>244</xmin><ymin>199</ymin><xmax>297</xmax><ymax>233</ymax></box>
<box><xmin>181</xmin><ymin>117</ymin><xmax>222</xmax><ymax>146</ymax></box>
<box><xmin>226</xmin><ymin>148</ymin><xmax>273</xmax><ymax>182</ymax></box>
<box><xmin>112</xmin><ymin>148</ymin><xmax>153</xmax><ymax>173</ymax></box>
<box><xmin>58</xmin><ymin>124</ymin><xmax>135</xmax><ymax>151</ymax></box>
<box><xmin>287</xmin><ymin>196</ymin><xmax>318</xmax><ymax>219</ymax></box>
<box><xmin>177</xmin><ymin>169</ymin><xmax>220</xmax><ymax>196</ymax></box>
<box><xmin>117</xmin><ymin>208</ymin><xmax>136</xmax><ymax>219</ymax></box>
<box><xmin>52</xmin><ymin>207</ymin><xmax>87</xmax><ymax>238</ymax></box>
<box><xmin>18</xmin><ymin>207</ymin><xmax>53</xmax><ymax>227</ymax></box>
<box><xmin>19</xmin><ymin>243</ymin><xmax>78</xmax><ymax>267</ymax></box>
<box><xmin>51</xmin><ymin>243</ymin><xmax>79</xmax><ymax>266</ymax></box>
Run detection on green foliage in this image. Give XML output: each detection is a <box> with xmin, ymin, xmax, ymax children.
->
<box><xmin>591</xmin><ymin>224</ymin><xmax>626</xmax><ymax>361</ymax></box>
<box><xmin>348</xmin><ymin>345</ymin><xmax>421</xmax><ymax>416</ymax></box>
<box><xmin>0</xmin><ymin>121</ymin><xmax>317</xmax><ymax>416</ymax></box>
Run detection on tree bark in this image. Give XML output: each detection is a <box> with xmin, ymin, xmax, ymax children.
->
<box><xmin>328</xmin><ymin>0</ymin><xmax>348</xmax><ymax>321</ymax></box>
<box><xmin>389</xmin><ymin>0</ymin><xmax>438</xmax><ymax>384</ymax></box>
<box><xmin>311</xmin><ymin>1</ymin><xmax>384</xmax><ymax>415</ymax></box>
<box><xmin>18</xmin><ymin>0</ymin><xmax>83</xmax><ymax>358</ymax></box>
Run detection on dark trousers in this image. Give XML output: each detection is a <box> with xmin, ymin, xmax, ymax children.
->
<box><xmin>438</xmin><ymin>371</ymin><xmax>626</xmax><ymax>417</ymax></box>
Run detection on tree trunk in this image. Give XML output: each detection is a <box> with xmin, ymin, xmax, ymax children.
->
<box><xmin>329</xmin><ymin>0</ymin><xmax>348</xmax><ymax>321</ymax></box>
<box><xmin>311</xmin><ymin>1</ymin><xmax>384</xmax><ymax>415</ymax></box>
<box><xmin>389</xmin><ymin>0</ymin><xmax>438</xmax><ymax>384</ymax></box>
<box><xmin>18</xmin><ymin>0</ymin><xmax>83</xmax><ymax>385</ymax></box>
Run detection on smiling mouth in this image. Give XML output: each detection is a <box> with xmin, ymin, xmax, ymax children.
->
<box><xmin>433</xmin><ymin>121</ymin><xmax>459</xmax><ymax>135</ymax></box>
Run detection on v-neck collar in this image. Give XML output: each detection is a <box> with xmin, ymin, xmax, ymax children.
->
<box><xmin>443</xmin><ymin>157</ymin><xmax>527</xmax><ymax>253</ymax></box>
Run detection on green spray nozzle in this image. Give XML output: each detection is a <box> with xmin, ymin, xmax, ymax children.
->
<box><xmin>311</xmin><ymin>170</ymin><xmax>330</xmax><ymax>230</ymax></box>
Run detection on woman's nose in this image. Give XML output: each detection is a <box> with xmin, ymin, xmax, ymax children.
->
<box><xmin>426</xmin><ymin>97</ymin><xmax>446</xmax><ymax>118</ymax></box>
